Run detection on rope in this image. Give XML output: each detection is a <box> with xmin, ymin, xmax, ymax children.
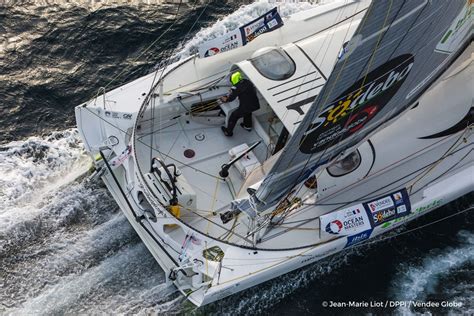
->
<box><xmin>84</xmin><ymin>106</ymin><xmax>222</xmax><ymax>179</ymax></box>
<box><xmin>259</xmin><ymin>139</ymin><xmax>471</xmax><ymax>236</ymax></box>
<box><xmin>212</xmin><ymin>206</ymin><xmax>473</xmax><ymax>286</ymax></box>
<box><xmin>407</xmin><ymin>127</ymin><xmax>471</xmax><ymax>193</ymax></box>
<box><xmin>264</xmin><ymin>1</ymin><xmax>377</xmax><ymax>208</ymax></box>
<box><xmin>352</xmin><ymin>206</ymin><xmax>473</xmax><ymax>249</ymax></box>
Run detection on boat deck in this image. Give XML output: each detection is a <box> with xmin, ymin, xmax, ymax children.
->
<box><xmin>134</xmin><ymin>108</ymin><xmax>326</xmax><ymax>249</ymax></box>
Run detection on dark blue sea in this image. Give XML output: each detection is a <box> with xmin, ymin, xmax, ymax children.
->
<box><xmin>0</xmin><ymin>1</ymin><xmax>472</xmax><ymax>314</ymax></box>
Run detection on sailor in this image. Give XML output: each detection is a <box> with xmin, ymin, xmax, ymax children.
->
<box><xmin>220</xmin><ymin>71</ymin><xmax>260</xmax><ymax>136</ymax></box>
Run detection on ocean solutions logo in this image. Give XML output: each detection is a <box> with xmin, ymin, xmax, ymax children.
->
<box><xmin>300</xmin><ymin>54</ymin><xmax>414</xmax><ymax>154</ymax></box>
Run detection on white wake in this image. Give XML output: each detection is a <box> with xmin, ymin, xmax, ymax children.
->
<box><xmin>1</xmin><ymin>2</ymin><xmax>322</xmax><ymax>314</ymax></box>
<box><xmin>390</xmin><ymin>230</ymin><xmax>474</xmax><ymax>315</ymax></box>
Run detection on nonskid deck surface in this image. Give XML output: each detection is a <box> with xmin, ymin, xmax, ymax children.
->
<box><xmin>131</xmin><ymin>41</ymin><xmax>474</xmax><ymax>250</ymax></box>
<box><xmin>134</xmin><ymin>111</ymin><xmax>326</xmax><ymax>249</ymax></box>
<box><xmin>135</xmin><ymin>112</ymin><xmax>264</xmax><ymax>206</ymax></box>
<box><xmin>132</xmin><ymin>109</ymin><xmax>474</xmax><ymax>249</ymax></box>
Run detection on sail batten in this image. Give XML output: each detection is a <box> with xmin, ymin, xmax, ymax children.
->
<box><xmin>247</xmin><ymin>0</ymin><xmax>472</xmax><ymax>211</ymax></box>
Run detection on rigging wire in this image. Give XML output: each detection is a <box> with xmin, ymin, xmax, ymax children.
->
<box><xmin>81</xmin><ymin>3</ymin><xmax>472</xmax><ymax>246</ymax></box>
<box><xmin>257</xmin><ymin>0</ymin><xmax>376</xmax><ymax>216</ymax></box>
<box><xmin>81</xmin><ymin>3</ymin><xmax>221</xmax><ymax>181</ymax></box>
<box><xmin>407</xmin><ymin>127</ymin><xmax>471</xmax><ymax>193</ymax></box>
<box><xmin>86</xmin><ymin>50</ymin><xmax>472</xmax><ymax>248</ymax></box>
<box><xmin>86</xmin><ymin>2</ymin><xmax>374</xmax><ymax>210</ymax></box>
<box><xmin>261</xmin><ymin>1</ymin><xmax>467</xmax><ymax>221</ymax></box>
<box><xmin>84</xmin><ymin>105</ymin><xmax>222</xmax><ymax>179</ymax></box>
<box><xmin>285</xmin><ymin>0</ymin><xmax>367</xmax><ymax>201</ymax></box>
<box><xmin>284</xmin><ymin>2</ymin><xmax>375</xmax><ymax>192</ymax></box>
<box><xmin>246</xmin><ymin>141</ymin><xmax>472</xmax><ymax>240</ymax></box>
<box><xmin>212</xmin><ymin>205</ymin><xmax>473</xmax><ymax>285</ymax></box>
<box><xmin>295</xmin><ymin>127</ymin><xmax>473</xmax><ymax>208</ymax></box>
<box><xmin>94</xmin><ymin>98</ymin><xmax>471</xmax><ymax>248</ymax></box>
<box><xmin>149</xmin><ymin>0</ymin><xmax>184</xmax><ymax>165</ymax></box>
<box><xmin>145</xmin><ymin>0</ymin><xmax>213</xmax><ymax>174</ymax></box>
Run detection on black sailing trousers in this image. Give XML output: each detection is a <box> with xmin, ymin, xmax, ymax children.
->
<box><xmin>226</xmin><ymin>107</ymin><xmax>252</xmax><ymax>132</ymax></box>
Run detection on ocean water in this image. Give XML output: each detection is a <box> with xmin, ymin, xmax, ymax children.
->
<box><xmin>0</xmin><ymin>1</ymin><xmax>472</xmax><ymax>314</ymax></box>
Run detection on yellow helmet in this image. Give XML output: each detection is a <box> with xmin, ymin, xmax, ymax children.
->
<box><xmin>231</xmin><ymin>71</ymin><xmax>242</xmax><ymax>85</ymax></box>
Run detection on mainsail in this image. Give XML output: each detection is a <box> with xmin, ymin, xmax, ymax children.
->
<box><xmin>250</xmin><ymin>0</ymin><xmax>472</xmax><ymax>209</ymax></box>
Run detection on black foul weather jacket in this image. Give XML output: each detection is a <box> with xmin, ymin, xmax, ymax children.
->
<box><xmin>227</xmin><ymin>79</ymin><xmax>260</xmax><ymax>113</ymax></box>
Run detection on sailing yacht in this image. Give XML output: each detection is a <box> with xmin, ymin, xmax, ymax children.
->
<box><xmin>75</xmin><ymin>0</ymin><xmax>473</xmax><ymax>306</ymax></box>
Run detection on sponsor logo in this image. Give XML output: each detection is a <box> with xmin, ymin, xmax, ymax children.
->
<box><xmin>393</xmin><ymin>191</ymin><xmax>404</xmax><ymax>204</ymax></box>
<box><xmin>244</xmin><ymin>19</ymin><xmax>266</xmax><ymax>36</ymax></box>
<box><xmin>344</xmin><ymin>215</ymin><xmax>367</xmax><ymax>230</ymax></box>
<box><xmin>300</xmin><ymin>54</ymin><xmax>414</xmax><ymax>154</ymax></box>
<box><xmin>435</xmin><ymin>2</ymin><xmax>473</xmax><ymax>54</ymax></box>
<box><xmin>105</xmin><ymin>110</ymin><xmax>133</xmax><ymax>120</ymax></box>
<box><xmin>222</xmin><ymin>41</ymin><xmax>241</xmax><ymax>53</ymax></box>
<box><xmin>267</xmin><ymin>18</ymin><xmax>278</xmax><ymax>29</ymax></box>
<box><xmin>414</xmin><ymin>199</ymin><xmax>443</xmax><ymax>213</ymax></box>
<box><xmin>325</xmin><ymin>215</ymin><xmax>367</xmax><ymax>235</ymax></box>
<box><xmin>368</xmin><ymin>197</ymin><xmax>394</xmax><ymax>213</ymax></box>
<box><xmin>325</xmin><ymin>219</ymin><xmax>343</xmax><ymax>234</ymax></box>
<box><xmin>364</xmin><ymin>189</ymin><xmax>412</xmax><ymax>227</ymax></box>
<box><xmin>345</xmin><ymin>229</ymin><xmax>373</xmax><ymax>248</ymax></box>
<box><xmin>397</xmin><ymin>205</ymin><xmax>407</xmax><ymax>214</ymax></box>
<box><xmin>373</xmin><ymin>208</ymin><xmax>396</xmax><ymax>224</ymax></box>
<box><xmin>204</xmin><ymin>47</ymin><xmax>220</xmax><ymax>57</ymax></box>
<box><xmin>246</xmin><ymin>25</ymin><xmax>268</xmax><ymax>42</ymax></box>
<box><xmin>199</xmin><ymin>28</ymin><xmax>242</xmax><ymax>58</ymax></box>
<box><xmin>381</xmin><ymin>199</ymin><xmax>443</xmax><ymax>229</ymax></box>
<box><xmin>241</xmin><ymin>8</ymin><xmax>282</xmax><ymax>44</ymax></box>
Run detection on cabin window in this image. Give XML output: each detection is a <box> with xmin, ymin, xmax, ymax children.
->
<box><xmin>327</xmin><ymin>150</ymin><xmax>361</xmax><ymax>177</ymax></box>
<box><xmin>251</xmin><ymin>48</ymin><xmax>296</xmax><ymax>81</ymax></box>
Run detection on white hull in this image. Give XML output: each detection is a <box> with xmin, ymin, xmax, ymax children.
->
<box><xmin>100</xmin><ymin>163</ymin><xmax>472</xmax><ymax>306</ymax></box>
<box><xmin>75</xmin><ymin>1</ymin><xmax>473</xmax><ymax>306</ymax></box>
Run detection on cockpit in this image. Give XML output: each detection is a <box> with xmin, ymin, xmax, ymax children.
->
<box><xmin>131</xmin><ymin>41</ymin><xmax>332</xmax><ymax>246</ymax></box>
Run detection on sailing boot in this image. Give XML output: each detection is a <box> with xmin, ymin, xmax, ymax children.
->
<box><xmin>240</xmin><ymin>123</ymin><xmax>252</xmax><ymax>131</ymax></box>
<box><xmin>221</xmin><ymin>126</ymin><xmax>233</xmax><ymax>136</ymax></box>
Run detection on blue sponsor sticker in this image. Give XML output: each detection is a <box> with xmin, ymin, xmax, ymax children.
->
<box><xmin>345</xmin><ymin>229</ymin><xmax>373</xmax><ymax>248</ymax></box>
<box><xmin>364</xmin><ymin>188</ymin><xmax>412</xmax><ymax>227</ymax></box>
<box><xmin>239</xmin><ymin>7</ymin><xmax>283</xmax><ymax>44</ymax></box>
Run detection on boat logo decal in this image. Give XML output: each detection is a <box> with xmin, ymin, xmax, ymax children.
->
<box><xmin>300</xmin><ymin>54</ymin><xmax>414</xmax><ymax>154</ymax></box>
<box><xmin>363</xmin><ymin>188</ymin><xmax>412</xmax><ymax>227</ymax></box>
<box><xmin>321</xmin><ymin>205</ymin><xmax>371</xmax><ymax>238</ymax></box>
<box><xmin>368</xmin><ymin>197</ymin><xmax>394</xmax><ymax>213</ymax></box>
<box><xmin>345</xmin><ymin>229</ymin><xmax>373</xmax><ymax>248</ymax></box>
<box><xmin>105</xmin><ymin>110</ymin><xmax>133</xmax><ymax>120</ymax></box>
<box><xmin>325</xmin><ymin>219</ymin><xmax>343</xmax><ymax>234</ymax></box>
<box><xmin>381</xmin><ymin>199</ymin><xmax>443</xmax><ymax>229</ymax></box>
<box><xmin>204</xmin><ymin>47</ymin><xmax>220</xmax><ymax>57</ymax></box>
<box><xmin>110</xmin><ymin>145</ymin><xmax>132</xmax><ymax>169</ymax></box>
